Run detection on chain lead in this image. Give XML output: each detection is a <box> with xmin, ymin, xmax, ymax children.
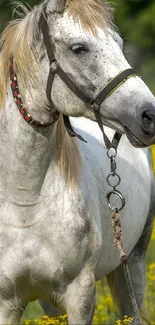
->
<box><xmin>106</xmin><ymin>147</ymin><xmax>125</xmax><ymax>212</ymax></box>
<box><xmin>106</xmin><ymin>147</ymin><xmax>142</xmax><ymax>325</ymax></box>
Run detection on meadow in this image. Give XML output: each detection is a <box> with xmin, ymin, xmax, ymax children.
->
<box><xmin>21</xmin><ymin>146</ymin><xmax>155</xmax><ymax>325</ymax></box>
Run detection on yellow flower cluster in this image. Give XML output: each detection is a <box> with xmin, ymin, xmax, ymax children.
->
<box><xmin>24</xmin><ymin>315</ymin><xmax>68</xmax><ymax>325</ymax></box>
<box><xmin>115</xmin><ymin>315</ymin><xmax>133</xmax><ymax>324</ymax></box>
<box><xmin>24</xmin><ymin>314</ymin><xmax>133</xmax><ymax>325</ymax></box>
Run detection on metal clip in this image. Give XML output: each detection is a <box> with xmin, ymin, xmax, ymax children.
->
<box><xmin>50</xmin><ymin>60</ymin><xmax>58</xmax><ymax>72</ymax></box>
<box><xmin>106</xmin><ymin>172</ymin><xmax>121</xmax><ymax>188</ymax></box>
<box><xmin>106</xmin><ymin>190</ymin><xmax>125</xmax><ymax>212</ymax></box>
<box><xmin>110</xmin><ymin>156</ymin><xmax>116</xmax><ymax>174</ymax></box>
<box><xmin>106</xmin><ymin>147</ymin><xmax>125</xmax><ymax>212</ymax></box>
<box><xmin>107</xmin><ymin>146</ymin><xmax>117</xmax><ymax>158</ymax></box>
<box><xmin>92</xmin><ymin>102</ymin><xmax>100</xmax><ymax>112</ymax></box>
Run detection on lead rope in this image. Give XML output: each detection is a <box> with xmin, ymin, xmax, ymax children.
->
<box><xmin>106</xmin><ymin>146</ymin><xmax>143</xmax><ymax>325</ymax></box>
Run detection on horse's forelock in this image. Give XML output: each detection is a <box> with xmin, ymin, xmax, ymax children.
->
<box><xmin>64</xmin><ymin>0</ymin><xmax>114</xmax><ymax>34</ymax></box>
<box><xmin>45</xmin><ymin>0</ymin><xmax>114</xmax><ymax>33</ymax></box>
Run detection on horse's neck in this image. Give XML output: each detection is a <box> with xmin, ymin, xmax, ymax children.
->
<box><xmin>3</xmin><ymin>86</ymin><xmax>57</xmax><ymax>206</ymax></box>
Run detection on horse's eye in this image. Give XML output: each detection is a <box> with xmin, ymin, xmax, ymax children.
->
<box><xmin>71</xmin><ymin>44</ymin><xmax>87</xmax><ymax>54</ymax></box>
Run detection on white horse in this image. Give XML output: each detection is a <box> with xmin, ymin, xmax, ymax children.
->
<box><xmin>0</xmin><ymin>0</ymin><xmax>155</xmax><ymax>324</ymax></box>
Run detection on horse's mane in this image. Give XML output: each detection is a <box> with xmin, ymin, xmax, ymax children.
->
<box><xmin>0</xmin><ymin>3</ymin><xmax>43</xmax><ymax>107</ymax></box>
<box><xmin>0</xmin><ymin>0</ymin><xmax>113</xmax><ymax>186</ymax></box>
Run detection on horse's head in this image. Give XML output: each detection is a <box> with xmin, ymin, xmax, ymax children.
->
<box><xmin>38</xmin><ymin>0</ymin><xmax>155</xmax><ymax>147</ymax></box>
<box><xmin>2</xmin><ymin>0</ymin><xmax>154</xmax><ymax>147</ymax></box>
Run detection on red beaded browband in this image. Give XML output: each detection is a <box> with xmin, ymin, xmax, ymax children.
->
<box><xmin>10</xmin><ymin>60</ymin><xmax>60</xmax><ymax>127</ymax></box>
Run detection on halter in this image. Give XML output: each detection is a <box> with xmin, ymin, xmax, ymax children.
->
<box><xmin>39</xmin><ymin>11</ymin><xmax>139</xmax><ymax>149</ymax></box>
<box><xmin>10</xmin><ymin>10</ymin><xmax>139</xmax><ymax>150</ymax></box>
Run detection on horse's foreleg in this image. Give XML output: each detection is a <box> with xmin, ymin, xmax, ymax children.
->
<box><xmin>0</xmin><ymin>307</ymin><xmax>22</xmax><ymax>325</ymax></box>
<box><xmin>0</xmin><ymin>298</ymin><xmax>24</xmax><ymax>324</ymax></box>
<box><xmin>63</xmin><ymin>268</ymin><xmax>96</xmax><ymax>325</ymax></box>
<box><xmin>107</xmin><ymin>203</ymin><xmax>154</xmax><ymax>325</ymax></box>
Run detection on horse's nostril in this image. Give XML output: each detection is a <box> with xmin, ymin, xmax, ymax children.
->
<box><xmin>141</xmin><ymin>110</ymin><xmax>155</xmax><ymax>134</ymax></box>
<box><xmin>142</xmin><ymin>112</ymin><xmax>152</xmax><ymax>129</ymax></box>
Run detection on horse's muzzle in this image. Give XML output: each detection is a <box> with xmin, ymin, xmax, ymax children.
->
<box><xmin>124</xmin><ymin>102</ymin><xmax>155</xmax><ymax>147</ymax></box>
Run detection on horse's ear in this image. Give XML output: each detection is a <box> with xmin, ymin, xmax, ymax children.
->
<box><xmin>45</xmin><ymin>0</ymin><xmax>65</xmax><ymax>13</ymax></box>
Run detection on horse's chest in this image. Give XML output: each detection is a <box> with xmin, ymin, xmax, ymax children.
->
<box><xmin>0</xmin><ymin>212</ymin><xmax>95</xmax><ymax>301</ymax></box>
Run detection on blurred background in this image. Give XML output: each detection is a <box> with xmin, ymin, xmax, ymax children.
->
<box><xmin>0</xmin><ymin>0</ymin><xmax>155</xmax><ymax>324</ymax></box>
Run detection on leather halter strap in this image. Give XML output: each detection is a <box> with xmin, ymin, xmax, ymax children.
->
<box><xmin>38</xmin><ymin>12</ymin><xmax>88</xmax><ymax>142</ymax></box>
<box><xmin>40</xmin><ymin>12</ymin><xmax>92</xmax><ymax>106</ymax></box>
<box><xmin>39</xmin><ymin>12</ymin><xmax>139</xmax><ymax>149</ymax></box>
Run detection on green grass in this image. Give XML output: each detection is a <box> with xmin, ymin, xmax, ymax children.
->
<box><xmin>21</xmin><ymin>301</ymin><xmax>44</xmax><ymax>323</ymax></box>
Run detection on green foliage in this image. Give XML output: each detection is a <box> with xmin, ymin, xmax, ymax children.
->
<box><xmin>108</xmin><ymin>0</ymin><xmax>155</xmax><ymax>86</ymax></box>
<box><xmin>21</xmin><ymin>301</ymin><xmax>44</xmax><ymax>323</ymax></box>
<box><xmin>113</xmin><ymin>0</ymin><xmax>155</xmax><ymax>51</ymax></box>
<box><xmin>0</xmin><ymin>0</ymin><xmax>38</xmax><ymax>28</ymax></box>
